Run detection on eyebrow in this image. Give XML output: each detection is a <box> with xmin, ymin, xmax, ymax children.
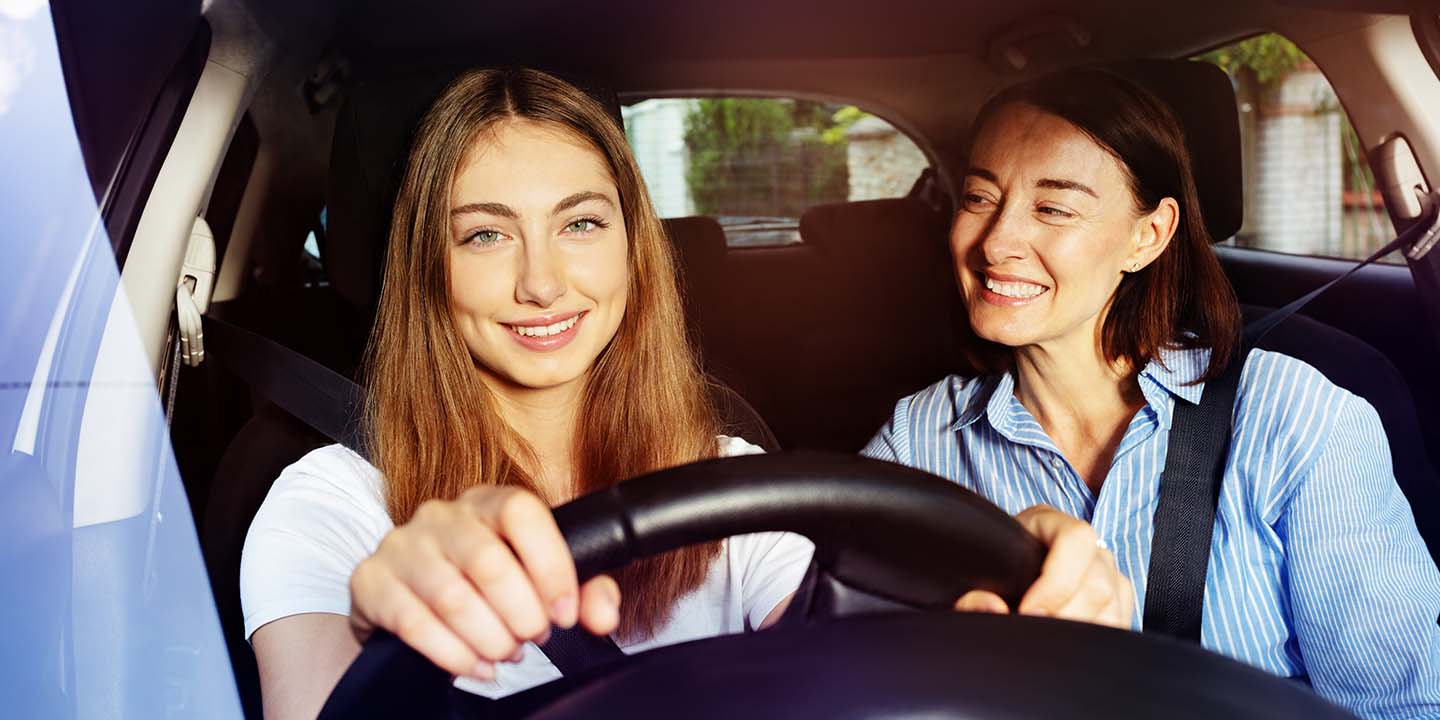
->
<box><xmin>964</xmin><ymin>167</ymin><xmax>1099</xmax><ymax>199</ymax></box>
<box><xmin>450</xmin><ymin>191</ymin><xmax>615</xmax><ymax>219</ymax></box>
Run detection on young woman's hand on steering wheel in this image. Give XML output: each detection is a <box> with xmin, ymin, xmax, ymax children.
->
<box><xmin>347</xmin><ymin>486</ymin><xmax>621</xmax><ymax>681</ymax></box>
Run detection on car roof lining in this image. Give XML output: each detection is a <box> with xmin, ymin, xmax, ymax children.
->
<box><xmin>221</xmin><ymin>0</ymin><xmax>1405</xmax><ymax>273</ymax></box>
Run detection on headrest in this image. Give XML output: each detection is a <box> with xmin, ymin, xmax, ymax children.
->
<box><xmin>1101</xmin><ymin>59</ymin><xmax>1244</xmax><ymax>243</ymax></box>
<box><xmin>324</xmin><ymin>67</ymin><xmax>624</xmax><ymax>310</ymax></box>
<box><xmin>799</xmin><ymin>197</ymin><xmax>948</xmax><ymax>253</ymax></box>
<box><xmin>662</xmin><ymin>215</ymin><xmax>728</xmax><ymax>268</ymax></box>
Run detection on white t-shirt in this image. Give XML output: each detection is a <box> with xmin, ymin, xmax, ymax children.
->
<box><xmin>239</xmin><ymin>436</ymin><xmax>814</xmax><ymax>698</ymax></box>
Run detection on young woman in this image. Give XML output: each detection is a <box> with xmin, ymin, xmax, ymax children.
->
<box><xmin>862</xmin><ymin>68</ymin><xmax>1440</xmax><ymax>719</ymax></box>
<box><xmin>240</xmin><ymin>67</ymin><xmax>1132</xmax><ymax>720</ymax></box>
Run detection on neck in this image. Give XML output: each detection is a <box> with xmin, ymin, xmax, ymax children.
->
<box><xmin>1009</xmin><ymin>330</ymin><xmax>1147</xmax><ymax>495</ymax></box>
<box><xmin>1011</xmin><ymin>337</ymin><xmax>1140</xmax><ymax>428</ymax></box>
<box><xmin>485</xmin><ymin>376</ymin><xmax>586</xmax><ymax>503</ymax></box>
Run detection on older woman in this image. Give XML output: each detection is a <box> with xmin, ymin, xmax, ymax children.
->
<box><xmin>863</xmin><ymin>68</ymin><xmax>1440</xmax><ymax>719</ymax></box>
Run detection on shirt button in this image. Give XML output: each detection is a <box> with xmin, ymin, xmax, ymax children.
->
<box><xmin>1050</xmin><ymin>457</ymin><xmax>1064</xmax><ymax>469</ymax></box>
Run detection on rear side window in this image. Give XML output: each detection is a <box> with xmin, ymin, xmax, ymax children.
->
<box><xmin>1196</xmin><ymin>33</ymin><xmax>1395</xmax><ymax>262</ymax></box>
<box><xmin>623</xmin><ymin>97</ymin><xmax>929</xmax><ymax>246</ymax></box>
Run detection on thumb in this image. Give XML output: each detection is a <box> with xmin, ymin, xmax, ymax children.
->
<box><xmin>953</xmin><ymin>589</ymin><xmax>1010</xmax><ymax>614</ymax></box>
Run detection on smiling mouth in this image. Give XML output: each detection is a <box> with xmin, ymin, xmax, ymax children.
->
<box><xmin>982</xmin><ymin>275</ymin><xmax>1049</xmax><ymax>300</ymax></box>
<box><xmin>504</xmin><ymin>313</ymin><xmax>583</xmax><ymax>338</ymax></box>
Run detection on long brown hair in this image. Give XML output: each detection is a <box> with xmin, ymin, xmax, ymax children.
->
<box><xmin>963</xmin><ymin>68</ymin><xmax>1241</xmax><ymax>381</ymax></box>
<box><xmin>364</xmin><ymin>67</ymin><xmax>722</xmax><ymax>640</ymax></box>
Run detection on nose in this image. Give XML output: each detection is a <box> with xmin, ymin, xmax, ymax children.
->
<box><xmin>515</xmin><ymin>238</ymin><xmax>567</xmax><ymax>307</ymax></box>
<box><xmin>972</xmin><ymin>204</ymin><xmax>1029</xmax><ymax>266</ymax></box>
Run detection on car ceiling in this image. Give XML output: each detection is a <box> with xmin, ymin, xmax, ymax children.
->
<box><xmin>224</xmin><ymin>0</ymin><xmax>1427</xmax><ymax>256</ymax></box>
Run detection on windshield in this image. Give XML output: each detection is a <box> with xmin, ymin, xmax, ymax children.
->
<box><xmin>0</xmin><ymin>5</ymin><xmax>240</xmax><ymax>717</ymax></box>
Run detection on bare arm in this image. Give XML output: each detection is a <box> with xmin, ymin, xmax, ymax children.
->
<box><xmin>251</xmin><ymin>613</ymin><xmax>362</xmax><ymax>720</ymax></box>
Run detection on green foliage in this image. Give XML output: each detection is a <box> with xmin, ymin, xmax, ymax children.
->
<box><xmin>1198</xmin><ymin>33</ymin><xmax>1307</xmax><ymax>85</ymax></box>
<box><xmin>683</xmin><ymin>98</ymin><xmax>850</xmax><ymax>217</ymax></box>
<box><xmin>822</xmin><ymin>106</ymin><xmax>869</xmax><ymax>145</ymax></box>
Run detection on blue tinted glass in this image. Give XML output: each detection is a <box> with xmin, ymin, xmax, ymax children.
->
<box><xmin>0</xmin><ymin>5</ymin><xmax>241</xmax><ymax>718</ymax></box>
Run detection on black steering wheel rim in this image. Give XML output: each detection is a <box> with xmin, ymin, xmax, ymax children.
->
<box><xmin>319</xmin><ymin>452</ymin><xmax>1048</xmax><ymax>719</ymax></box>
<box><xmin>317</xmin><ymin>453</ymin><xmax>1356</xmax><ymax>720</ymax></box>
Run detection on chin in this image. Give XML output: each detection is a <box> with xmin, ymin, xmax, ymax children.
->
<box><xmin>507</xmin><ymin>366</ymin><xmax>588</xmax><ymax>391</ymax></box>
<box><xmin>967</xmin><ymin>314</ymin><xmax>1032</xmax><ymax>349</ymax></box>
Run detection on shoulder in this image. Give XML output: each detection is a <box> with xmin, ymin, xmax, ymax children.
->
<box><xmin>884</xmin><ymin>373</ymin><xmax>990</xmax><ymax>435</ymax></box>
<box><xmin>1235</xmin><ymin>348</ymin><xmax>1359</xmax><ymax>430</ymax></box>
<box><xmin>1232</xmin><ymin>348</ymin><xmax>1385</xmax><ymax>493</ymax></box>
<box><xmin>860</xmin><ymin>373</ymin><xmax>990</xmax><ymax>463</ymax></box>
<box><xmin>244</xmin><ymin>443</ymin><xmax>393</xmax><ymax>564</ymax></box>
<box><xmin>717</xmin><ymin>434</ymin><xmax>765</xmax><ymax>457</ymax></box>
<box><xmin>240</xmin><ymin>444</ymin><xmax>392</xmax><ymax>638</ymax></box>
<box><xmin>260</xmin><ymin>443</ymin><xmax>388</xmax><ymax>518</ymax></box>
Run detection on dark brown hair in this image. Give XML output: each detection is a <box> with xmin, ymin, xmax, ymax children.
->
<box><xmin>962</xmin><ymin>68</ymin><xmax>1241</xmax><ymax>381</ymax></box>
<box><xmin>366</xmin><ymin>67</ymin><xmax>721</xmax><ymax>640</ymax></box>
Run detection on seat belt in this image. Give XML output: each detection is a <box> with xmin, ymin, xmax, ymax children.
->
<box><xmin>201</xmin><ymin>315</ymin><xmax>626</xmax><ymax>675</ymax></box>
<box><xmin>1143</xmin><ymin>201</ymin><xmax>1438</xmax><ymax>642</ymax></box>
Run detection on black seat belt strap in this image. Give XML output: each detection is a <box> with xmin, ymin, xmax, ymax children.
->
<box><xmin>1142</xmin><ymin>352</ymin><xmax>1242</xmax><ymax>641</ymax></box>
<box><xmin>203</xmin><ymin>317</ymin><xmax>367</xmax><ymax>452</ymax></box>
<box><xmin>1143</xmin><ymin>203</ymin><xmax>1437</xmax><ymax>642</ymax></box>
<box><xmin>201</xmin><ymin>315</ymin><xmax>625</xmax><ymax>673</ymax></box>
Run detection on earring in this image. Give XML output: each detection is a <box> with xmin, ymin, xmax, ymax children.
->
<box><xmin>1129</xmin><ymin>262</ymin><xmax>1141</xmax><ymax>272</ymax></box>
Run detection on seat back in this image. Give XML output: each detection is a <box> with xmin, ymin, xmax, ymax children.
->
<box><xmin>665</xmin><ymin>198</ymin><xmax>962</xmax><ymax>451</ymax></box>
<box><xmin>1242</xmin><ymin>305</ymin><xmax>1440</xmax><ymax>558</ymax></box>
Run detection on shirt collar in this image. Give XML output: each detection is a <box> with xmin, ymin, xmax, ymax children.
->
<box><xmin>949</xmin><ymin>374</ymin><xmax>1004</xmax><ymax>431</ymax></box>
<box><xmin>1138</xmin><ymin>345</ymin><xmax>1210</xmax><ymax>406</ymax></box>
<box><xmin>947</xmin><ymin>345</ymin><xmax>1213</xmax><ymax>431</ymax></box>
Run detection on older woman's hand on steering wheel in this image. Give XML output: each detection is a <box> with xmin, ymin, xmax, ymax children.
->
<box><xmin>955</xmin><ymin>505</ymin><xmax>1134</xmax><ymax>630</ymax></box>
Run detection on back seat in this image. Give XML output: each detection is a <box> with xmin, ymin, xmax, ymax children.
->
<box><xmin>667</xmin><ymin>197</ymin><xmax>963</xmax><ymax>451</ymax></box>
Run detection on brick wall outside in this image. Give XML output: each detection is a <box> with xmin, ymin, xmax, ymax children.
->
<box><xmin>1245</xmin><ymin>67</ymin><xmax>1344</xmax><ymax>255</ymax></box>
<box><xmin>845</xmin><ymin>116</ymin><xmax>928</xmax><ymax>202</ymax></box>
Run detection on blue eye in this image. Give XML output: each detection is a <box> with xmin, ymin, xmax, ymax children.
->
<box><xmin>466</xmin><ymin>229</ymin><xmax>503</xmax><ymax>245</ymax></box>
<box><xmin>1037</xmin><ymin>206</ymin><xmax>1073</xmax><ymax>218</ymax></box>
<box><xmin>565</xmin><ymin>217</ymin><xmax>608</xmax><ymax>234</ymax></box>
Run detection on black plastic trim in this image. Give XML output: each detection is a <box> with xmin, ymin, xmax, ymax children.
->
<box><xmin>104</xmin><ymin>22</ymin><xmax>211</xmax><ymax>267</ymax></box>
<box><xmin>1414</xmin><ymin>14</ymin><xmax>1440</xmax><ymax>83</ymax></box>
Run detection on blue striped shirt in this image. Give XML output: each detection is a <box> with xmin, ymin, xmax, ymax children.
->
<box><xmin>861</xmin><ymin>346</ymin><xmax>1440</xmax><ymax>719</ymax></box>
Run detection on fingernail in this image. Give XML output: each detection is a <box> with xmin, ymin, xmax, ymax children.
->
<box><xmin>537</xmin><ymin>628</ymin><xmax>552</xmax><ymax>646</ymax></box>
<box><xmin>508</xmin><ymin>646</ymin><xmax>525</xmax><ymax>664</ymax></box>
<box><xmin>468</xmin><ymin>661</ymin><xmax>495</xmax><ymax>681</ymax></box>
<box><xmin>553</xmin><ymin>595</ymin><xmax>577</xmax><ymax>628</ymax></box>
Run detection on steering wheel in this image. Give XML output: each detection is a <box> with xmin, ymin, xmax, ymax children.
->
<box><xmin>318</xmin><ymin>453</ymin><xmax>1355</xmax><ymax>719</ymax></box>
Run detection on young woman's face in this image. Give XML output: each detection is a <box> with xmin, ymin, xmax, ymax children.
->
<box><xmin>447</xmin><ymin>119</ymin><xmax>628</xmax><ymax>393</ymax></box>
<box><xmin>951</xmin><ymin>103</ymin><xmax>1167</xmax><ymax>353</ymax></box>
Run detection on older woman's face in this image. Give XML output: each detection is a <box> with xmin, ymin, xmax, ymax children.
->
<box><xmin>952</xmin><ymin>102</ymin><xmax>1169</xmax><ymax>354</ymax></box>
<box><xmin>446</xmin><ymin>119</ymin><xmax>628</xmax><ymax>394</ymax></box>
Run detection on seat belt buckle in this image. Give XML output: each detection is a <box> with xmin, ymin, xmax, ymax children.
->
<box><xmin>175</xmin><ymin>217</ymin><xmax>217</xmax><ymax>368</ymax></box>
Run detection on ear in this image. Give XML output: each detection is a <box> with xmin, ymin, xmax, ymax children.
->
<box><xmin>1126</xmin><ymin>197</ymin><xmax>1179</xmax><ymax>272</ymax></box>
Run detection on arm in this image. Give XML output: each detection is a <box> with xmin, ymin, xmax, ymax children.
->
<box><xmin>243</xmin><ymin>451</ymin><xmax>615</xmax><ymax>714</ymax></box>
<box><xmin>1279</xmin><ymin>396</ymin><xmax>1440</xmax><ymax>719</ymax></box>
<box><xmin>251</xmin><ymin>614</ymin><xmax>360</xmax><ymax>720</ymax></box>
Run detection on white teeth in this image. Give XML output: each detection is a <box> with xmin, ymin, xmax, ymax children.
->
<box><xmin>510</xmin><ymin>315</ymin><xmax>579</xmax><ymax>337</ymax></box>
<box><xmin>985</xmin><ymin>277</ymin><xmax>1047</xmax><ymax>299</ymax></box>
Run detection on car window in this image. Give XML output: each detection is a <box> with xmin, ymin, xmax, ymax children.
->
<box><xmin>1196</xmin><ymin>33</ymin><xmax>1397</xmax><ymax>263</ymax></box>
<box><xmin>623</xmin><ymin>96</ymin><xmax>929</xmax><ymax>247</ymax></box>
